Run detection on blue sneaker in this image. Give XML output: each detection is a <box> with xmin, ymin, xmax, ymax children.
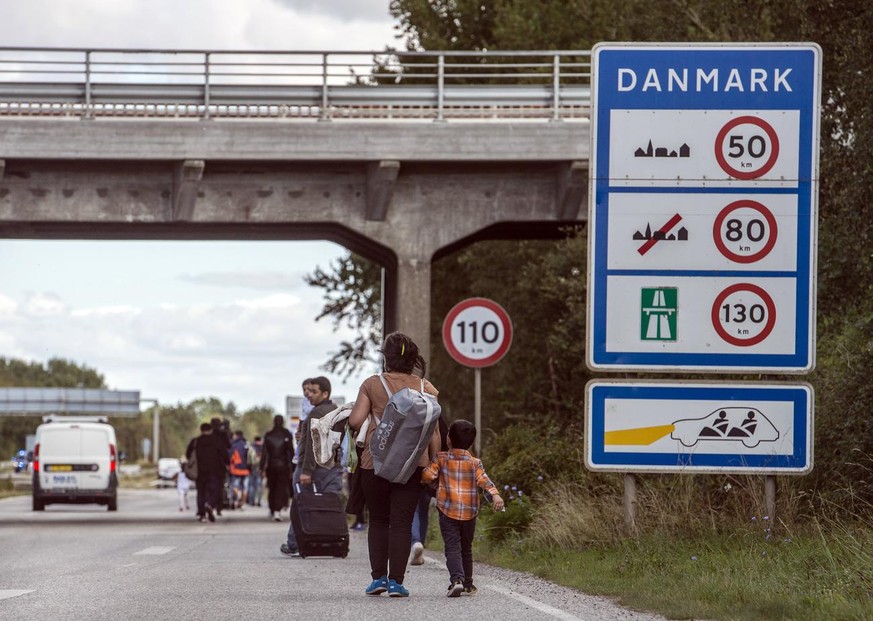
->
<box><xmin>387</xmin><ymin>579</ymin><xmax>409</xmax><ymax>598</ymax></box>
<box><xmin>365</xmin><ymin>576</ymin><xmax>388</xmax><ymax>596</ymax></box>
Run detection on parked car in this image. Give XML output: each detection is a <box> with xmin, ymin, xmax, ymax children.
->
<box><xmin>32</xmin><ymin>416</ymin><xmax>119</xmax><ymax>511</ymax></box>
<box><xmin>157</xmin><ymin>457</ymin><xmax>181</xmax><ymax>486</ymax></box>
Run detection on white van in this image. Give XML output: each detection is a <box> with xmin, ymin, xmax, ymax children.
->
<box><xmin>32</xmin><ymin>416</ymin><xmax>119</xmax><ymax>511</ymax></box>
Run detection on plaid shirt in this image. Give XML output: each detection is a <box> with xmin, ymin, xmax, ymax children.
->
<box><xmin>422</xmin><ymin>449</ymin><xmax>499</xmax><ymax>521</ymax></box>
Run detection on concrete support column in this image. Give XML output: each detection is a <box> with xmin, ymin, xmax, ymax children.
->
<box><xmin>393</xmin><ymin>254</ymin><xmax>433</xmax><ymax>363</ymax></box>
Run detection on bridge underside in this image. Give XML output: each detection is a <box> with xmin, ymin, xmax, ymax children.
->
<box><xmin>0</xmin><ymin>119</ymin><xmax>589</xmax><ymax>358</ymax></box>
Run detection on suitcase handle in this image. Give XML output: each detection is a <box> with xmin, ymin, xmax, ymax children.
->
<box><xmin>295</xmin><ymin>481</ymin><xmax>321</xmax><ymax>495</ymax></box>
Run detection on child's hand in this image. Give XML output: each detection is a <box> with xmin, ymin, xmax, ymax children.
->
<box><xmin>492</xmin><ymin>494</ymin><xmax>505</xmax><ymax>512</ymax></box>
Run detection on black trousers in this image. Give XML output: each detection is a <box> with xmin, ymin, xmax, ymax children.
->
<box><xmin>266</xmin><ymin>464</ymin><xmax>291</xmax><ymax>512</ymax></box>
<box><xmin>196</xmin><ymin>473</ymin><xmax>222</xmax><ymax>516</ymax></box>
<box><xmin>359</xmin><ymin>467</ymin><xmax>423</xmax><ymax>584</ymax></box>
<box><xmin>439</xmin><ymin>511</ymin><xmax>477</xmax><ymax>588</ymax></box>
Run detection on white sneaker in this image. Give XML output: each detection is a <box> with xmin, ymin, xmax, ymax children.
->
<box><xmin>410</xmin><ymin>542</ymin><xmax>424</xmax><ymax>566</ymax></box>
<box><xmin>272</xmin><ymin>511</ymin><xmax>281</xmax><ymax>522</ymax></box>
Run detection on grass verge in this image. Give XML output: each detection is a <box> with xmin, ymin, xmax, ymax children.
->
<box><xmin>468</xmin><ymin>477</ymin><xmax>873</xmax><ymax>621</ymax></box>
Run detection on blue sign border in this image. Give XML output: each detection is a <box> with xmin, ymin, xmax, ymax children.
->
<box><xmin>585</xmin><ymin>381</ymin><xmax>813</xmax><ymax>473</ymax></box>
<box><xmin>588</xmin><ymin>44</ymin><xmax>821</xmax><ymax>372</ymax></box>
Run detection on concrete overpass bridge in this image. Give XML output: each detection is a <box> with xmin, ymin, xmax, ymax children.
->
<box><xmin>0</xmin><ymin>48</ymin><xmax>591</xmax><ymax>357</ymax></box>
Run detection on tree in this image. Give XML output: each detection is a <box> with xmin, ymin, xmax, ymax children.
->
<box><xmin>304</xmin><ymin>253</ymin><xmax>383</xmax><ymax>379</ymax></box>
<box><xmin>308</xmin><ymin>1</ymin><xmax>873</xmax><ymax>491</ymax></box>
<box><xmin>0</xmin><ymin>357</ymin><xmax>107</xmax><ymax>459</ymax></box>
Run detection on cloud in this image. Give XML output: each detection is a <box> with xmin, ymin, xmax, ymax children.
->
<box><xmin>0</xmin><ymin>0</ymin><xmax>397</xmax><ymax>50</ymax></box>
<box><xmin>0</xmin><ymin>288</ymin><xmax>375</xmax><ymax>411</ymax></box>
<box><xmin>270</xmin><ymin>0</ymin><xmax>391</xmax><ymax>21</ymax></box>
<box><xmin>0</xmin><ymin>294</ymin><xmax>17</xmax><ymax>317</ymax></box>
<box><xmin>23</xmin><ymin>293</ymin><xmax>67</xmax><ymax>317</ymax></box>
<box><xmin>178</xmin><ymin>270</ymin><xmax>306</xmax><ymax>292</ymax></box>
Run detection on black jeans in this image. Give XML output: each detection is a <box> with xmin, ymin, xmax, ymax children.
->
<box><xmin>360</xmin><ymin>467</ymin><xmax>423</xmax><ymax>584</ymax></box>
<box><xmin>438</xmin><ymin>511</ymin><xmax>476</xmax><ymax>588</ymax></box>
<box><xmin>196</xmin><ymin>473</ymin><xmax>222</xmax><ymax>516</ymax></box>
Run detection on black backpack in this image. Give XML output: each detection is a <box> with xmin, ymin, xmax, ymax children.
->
<box><xmin>265</xmin><ymin>430</ymin><xmax>292</xmax><ymax>468</ymax></box>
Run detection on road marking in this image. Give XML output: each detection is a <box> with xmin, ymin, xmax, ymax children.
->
<box><xmin>134</xmin><ymin>546</ymin><xmax>175</xmax><ymax>555</ymax></box>
<box><xmin>485</xmin><ymin>584</ymin><xmax>582</xmax><ymax>620</ymax></box>
<box><xmin>0</xmin><ymin>590</ymin><xmax>34</xmax><ymax>601</ymax></box>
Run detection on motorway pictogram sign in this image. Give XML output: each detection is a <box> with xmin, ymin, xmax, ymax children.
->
<box><xmin>587</xmin><ymin>43</ymin><xmax>821</xmax><ymax>373</ymax></box>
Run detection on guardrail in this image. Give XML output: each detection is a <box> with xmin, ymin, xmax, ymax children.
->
<box><xmin>0</xmin><ymin>48</ymin><xmax>591</xmax><ymax>121</ymax></box>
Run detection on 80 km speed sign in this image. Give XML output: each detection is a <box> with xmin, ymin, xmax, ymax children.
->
<box><xmin>442</xmin><ymin>298</ymin><xmax>512</xmax><ymax>368</ymax></box>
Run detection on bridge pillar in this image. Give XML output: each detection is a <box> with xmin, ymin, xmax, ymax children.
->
<box><xmin>394</xmin><ymin>253</ymin><xmax>433</xmax><ymax>363</ymax></box>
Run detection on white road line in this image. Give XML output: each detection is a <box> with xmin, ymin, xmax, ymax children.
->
<box><xmin>134</xmin><ymin>546</ymin><xmax>175</xmax><ymax>555</ymax></box>
<box><xmin>0</xmin><ymin>590</ymin><xmax>34</xmax><ymax>601</ymax></box>
<box><xmin>486</xmin><ymin>584</ymin><xmax>583</xmax><ymax>621</ymax></box>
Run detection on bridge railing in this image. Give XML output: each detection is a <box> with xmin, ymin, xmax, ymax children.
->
<box><xmin>0</xmin><ymin>48</ymin><xmax>591</xmax><ymax>121</ymax></box>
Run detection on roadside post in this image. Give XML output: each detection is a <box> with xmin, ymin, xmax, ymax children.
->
<box><xmin>442</xmin><ymin>298</ymin><xmax>513</xmax><ymax>455</ymax></box>
<box><xmin>586</xmin><ymin>43</ymin><xmax>821</xmax><ymax>527</ymax></box>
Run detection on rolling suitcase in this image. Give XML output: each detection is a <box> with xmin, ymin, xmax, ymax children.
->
<box><xmin>291</xmin><ymin>483</ymin><xmax>349</xmax><ymax>558</ymax></box>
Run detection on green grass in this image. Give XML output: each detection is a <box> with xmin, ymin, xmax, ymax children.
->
<box><xmin>466</xmin><ymin>478</ymin><xmax>873</xmax><ymax>621</ymax></box>
<box><xmin>476</xmin><ymin>528</ymin><xmax>873</xmax><ymax>621</ymax></box>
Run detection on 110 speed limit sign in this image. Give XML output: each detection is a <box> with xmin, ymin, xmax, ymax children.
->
<box><xmin>442</xmin><ymin>298</ymin><xmax>512</xmax><ymax>368</ymax></box>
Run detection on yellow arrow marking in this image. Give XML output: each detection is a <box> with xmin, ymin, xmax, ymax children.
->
<box><xmin>604</xmin><ymin>424</ymin><xmax>676</xmax><ymax>446</ymax></box>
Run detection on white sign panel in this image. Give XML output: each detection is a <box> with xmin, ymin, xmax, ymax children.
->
<box><xmin>587</xmin><ymin>43</ymin><xmax>821</xmax><ymax>373</ymax></box>
<box><xmin>585</xmin><ymin>380</ymin><xmax>813</xmax><ymax>474</ymax></box>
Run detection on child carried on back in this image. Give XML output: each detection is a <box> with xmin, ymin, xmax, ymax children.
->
<box><xmin>421</xmin><ymin>419</ymin><xmax>504</xmax><ymax>597</ymax></box>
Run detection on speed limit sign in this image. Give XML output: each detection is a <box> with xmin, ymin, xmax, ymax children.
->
<box><xmin>442</xmin><ymin>298</ymin><xmax>512</xmax><ymax>368</ymax></box>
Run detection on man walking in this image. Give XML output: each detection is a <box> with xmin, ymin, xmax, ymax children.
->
<box><xmin>260</xmin><ymin>415</ymin><xmax>294</xmax><ymax>521</ymax></box>
<box><xmin>185</xmin><ymin>422</ymin><xmax>228</xmax><ymax>522</ymax></box>
<box><xmin>281</xmin><ymin>376</ymin><xmax>344</xmax><ymax>556</ymax></box>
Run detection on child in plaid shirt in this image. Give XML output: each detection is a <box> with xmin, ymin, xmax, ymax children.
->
<box><xmin>421</xmin><ymin>419</ymin><xmax>504</xmax><ymax>597</ymax></box>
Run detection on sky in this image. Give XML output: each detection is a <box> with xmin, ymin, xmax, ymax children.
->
<box><xmin>0</xmin><ymin>1</ymin><xmax>403</xmax><ymax>413</ymax></box>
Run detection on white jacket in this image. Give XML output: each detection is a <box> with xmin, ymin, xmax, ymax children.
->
<box><xmin>310</xmin><ymin>402</ymin><xmax>354</xmax><ymax>468</ymax></box>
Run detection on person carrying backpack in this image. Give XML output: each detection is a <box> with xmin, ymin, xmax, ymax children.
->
<box><xmin>247</xmin><ymin>436</ymin><xmax>264</xmax><ymax>507</ymax></box>
<box><xmin>280</xmin><ymin>375</ymin><xmax>345</xmax><ymax>557</ymax></box>
<box><xmin>348</xmin><ymin>332</ymin><xmax>441</xmax><ymax>598</ymax></box>
<box><xmin>260</xmin><ymin>415</ymin><xmax>294</xmax><ymax>521</ymax></box>
<box><xmin>228</xmin><ymin>430</ymin><xmax>250</xmax><ymax>509</ymax></box>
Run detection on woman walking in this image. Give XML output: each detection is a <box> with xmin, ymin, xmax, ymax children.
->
<box><xmin>349</xmin><ymin>332</ymin><xmax>441</xmax><ymax>598</ymax></box>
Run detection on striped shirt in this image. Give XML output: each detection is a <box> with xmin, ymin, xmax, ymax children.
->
<box><xmin>422</xmin><ymin>449</ymin><xmax>499</xmax><ymax>521</ymax></box>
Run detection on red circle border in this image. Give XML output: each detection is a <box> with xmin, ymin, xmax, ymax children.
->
<box><xmin>710</xmin><ymin>283</ymin><xmax>776</xmax><ymax>347</ymax></box>
<box><xmin>712</xmin><ymin>199</ymin><xmax>779</xmax><ymax>264</ymax></box>
<box><xmin>714</xmin><ymin>116</ymin><xmax>780</xmax><ymax>180</ymax></box>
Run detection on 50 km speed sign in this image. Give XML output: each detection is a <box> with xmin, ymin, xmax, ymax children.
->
<box><xmin>442</xmin><ymin>298</ymin><xmax>512</xmax><ymax>368</ymax></box>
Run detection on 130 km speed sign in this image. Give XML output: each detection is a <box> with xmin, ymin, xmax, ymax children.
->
<box><xmin>442</xmin><ymin>298</ymin><xmax>512</xmax><ymax>368</ymax></box>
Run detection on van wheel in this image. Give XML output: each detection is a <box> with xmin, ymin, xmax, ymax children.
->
<box><xmin>107</xmin><ymin>496</ymin><xmax>118</xmax><ymax>511</ymax></box>
<box><xmin>33</xmin><ymin>497</ymin><xmax>45</xmax><ymax>511</ymax></box>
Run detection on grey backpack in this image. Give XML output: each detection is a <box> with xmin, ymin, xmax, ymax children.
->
<box><xmin>370</xmin><ymin>374</ymin><xmax>441</xmax><ymax>484</ymax></box>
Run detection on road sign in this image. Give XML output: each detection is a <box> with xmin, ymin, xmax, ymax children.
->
<box><xmin>587</xmin><ymin>43</ymin><xmax>821</xmax><ymax>373</ymax></box>
<box><xmin>585</xmin><ymin>380</ymin><xmax>813</xmax><ymax>474</ymax></box>
<box><xmin>442</xmin><ymin>298</ymin><xmax>512</xmax><ymax>368</ymax></box>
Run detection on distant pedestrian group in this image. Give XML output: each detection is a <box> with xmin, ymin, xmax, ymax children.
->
<box><xmin>178</xmin><ymin>331</ymin><xmax>502</xmax><ymax>598</ymax></box>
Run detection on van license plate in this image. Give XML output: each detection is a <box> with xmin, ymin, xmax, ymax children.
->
<box><xmin>46</xmin><ymin>464</ymin><xmax>73</xmax><ymax>472</ymax></box>
<box><xmin>51</xmin><ymin>474</ymin><xmax>79</xmax><ymax>486</ymax></box>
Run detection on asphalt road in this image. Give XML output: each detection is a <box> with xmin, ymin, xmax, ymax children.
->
<box><xmin>0</xmin><ymin>488</ymin><xmax>665</xmax><ymax>621</ymax></box>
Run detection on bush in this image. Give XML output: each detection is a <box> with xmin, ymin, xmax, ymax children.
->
<box><xmin>484</xmin><ymin>422</ymin><xmax>586</xmax><ymax>499</ymax></box>
<box><xmin>480</xmin><ymin>494</ymin><xmax>534</xmax><ymax>543</ymax></box>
